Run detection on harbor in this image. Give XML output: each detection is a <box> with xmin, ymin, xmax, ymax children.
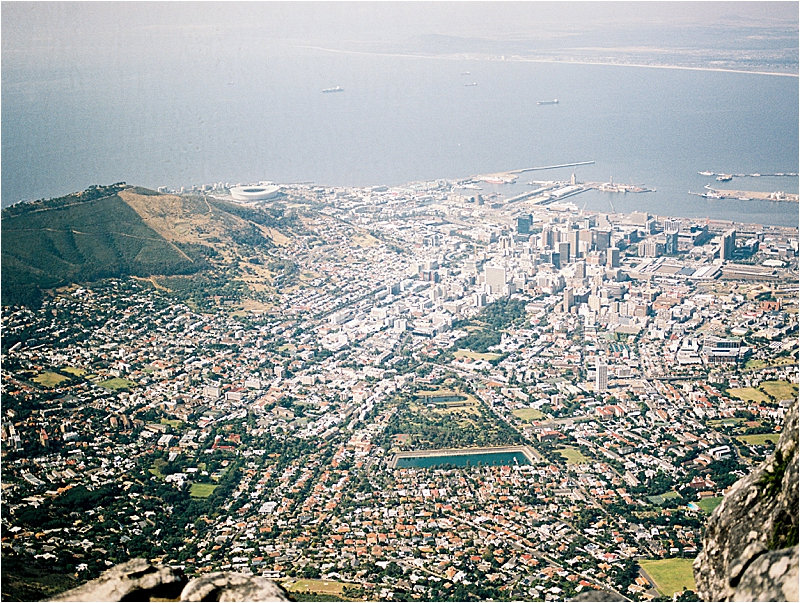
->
<box><xmin>698</xmin><ymin>171</ymin><xmax>798</xmax><ymax>178</ymax></box>
<box><xmin>689</xmin><ymin>185</ymin><xmax>799</xmax><ymax>203</ymax></box>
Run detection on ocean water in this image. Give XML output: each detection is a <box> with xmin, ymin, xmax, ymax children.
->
<box><xmin>3</xmin><ymin>46</ymin><xmax>798</xmax><ymax>225</ymax></box>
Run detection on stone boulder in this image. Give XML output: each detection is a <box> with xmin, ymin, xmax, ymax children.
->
<box><xmin>693</xmin><ymin>401</ymin><xmax>799</xmax><ymax>601</ymax></box>
<box><xmin>49</xmin><ymin>558</ymin><xmax>186</xmax><ymax>602</ymax></box>
<box><xmin>49</xmin><ymin>559</ymin><xmax>291</xmax><ymax>602</ymax></box>
<box><xmin>180</xmin><ymin>572</ymin><xmax>291</xmax><ymax>601</ymax></box>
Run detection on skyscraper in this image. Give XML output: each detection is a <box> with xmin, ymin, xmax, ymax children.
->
<box><xmin>484</xmin><ymin>265</ymin><xmax>507</xmax><ymax>295</ymax></box>
<box><xmin>563</xmin><ymin>287</ymin><xmax>575</xmax><ymax>312</ymax></box>
<box><xmin>664</xmin><ymin>219</ymin><xmax>681</xmax><ymax>255</ymax></box>
<box><xmin>721</xmin><ymin>229</ymin><xmax>736</xmax><ymax>260</ymax></box>
<box><xmin>516</xmin><ymin>214</ymin><xmax>532</xmax><ymax>235</ymax></box>
<box><xmin>595</xmin><ymin>358</ymin><xmax>608</xmax><ymax>392</ymax></box>
<box><xmin>607</xmin><ymin>247</ymin><xmax>620</xmax><ymax>268</ymax></box>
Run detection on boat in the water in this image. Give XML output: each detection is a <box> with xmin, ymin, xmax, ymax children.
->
<box><xmin>465</xmin><ymin>82</ymin><xmax>477</xmax><ymax>87</ymax></box>
<box><xmin>537</xmin><ymin>99</ymin><xmax>559</xmax><ymax>105</ymax></box>
<box><xmin>322</xmin><ymin>86</ymin><xmax>344</xmax><ymax>93</ymax></box>
<box><xmin>698</xmin><ymin>171</ymin><xmax>714</xmax><ymax>176</ymax></box>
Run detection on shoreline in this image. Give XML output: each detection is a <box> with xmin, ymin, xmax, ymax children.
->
<box><xmin>292</xmin><ymin>45</ymin><xmax>799</xmax><ymax>78</ymax></box>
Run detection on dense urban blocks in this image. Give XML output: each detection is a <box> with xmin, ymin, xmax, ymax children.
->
<box><xmin>1</xmin><ymin>180</ymin><xmax>797</xmax><ymax>601</ymax></box>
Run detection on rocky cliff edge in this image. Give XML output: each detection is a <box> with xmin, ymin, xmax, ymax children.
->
<box><xmin>693</xmin><ymin>401</ymin><xmax>798</xmax><ymax>602</ymax></box>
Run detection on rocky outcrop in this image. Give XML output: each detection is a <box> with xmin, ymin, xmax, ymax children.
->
<box><xmin>693</xmin><ymin>401</ymin><xmax>799</xmax><ymax>602</ymax></box>
<box><xmin>180</xmin><ymin>572</ymin><xmax>292</xmax><ymax>602</ymax></box>
<box><xmin>48</xmin><ymin>558</ymin><xmax>291</xmax><ymax>602</ymax></box>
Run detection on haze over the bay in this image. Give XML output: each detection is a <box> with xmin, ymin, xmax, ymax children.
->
<box><xmin>2</xmin><ymin>2</ymin><xmax>798</xmax><ymax>220</ymax></box>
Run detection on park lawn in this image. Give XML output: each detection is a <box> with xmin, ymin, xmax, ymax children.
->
<box><xmin>727</xmin><ymin>387</ymin><xmax>770</xmax><ymax>404</ymax></box>
<box><xmin>640</xmin><ymin>558</ymin><xmax>696</xmax><ymax>597</ymax></box>
<box><xmin>97</xmin><ymin>377</ymin><xmax>137</xmax><ymax>390</ymax></box>
<box><xmin>647</xmin><ymin>491</ymin><xmax>682</xmax><ymax>506</ymax></box>
<box><xmin>760</xmin><ymin>380</ymin><xmax>798</xmax><ymax>400</ymax></box>
<box><xmin>160</xmin><ymin>418</ymin><xmax>183</xmax><ymax>429</ymax></box>
<box><xmin>513</xmin><ymin>408</ymin><xmax>545</xmax><ymax>422</ymax></box>
<box><xmin>454</xmin><ymin>349</ymin><xmax>503</xmax><ymax>362</ymax></box>
<box><xmin>736</xmin><ymin>433</ymin><xmax>780</xmax><ymax>446</ymax></box>
<box><xmin>745</xmin><ymin>357</ymin><xmax>794</xmax><ymax>370</ymax></box>
<box><xmin>707</xmin><ymin>418</ymin><xmax>745</xmax><ymax>427</ymax></box>
<box><xmin>61</xmin><ymin>366</ymin><xmax>87</xmax><ymax>377</ymax></box>
<box><xmin>352</xmin><ymin>232</ymin><xmax>378</xmax><ymax>247</ymax></box>
<box><xmin>32</xmin><ymin>371</ymin><xmax>69</xmax><ymax>388</ymax></box>
<box><xmin>286</xmin><ymin>579</ymin><xmax>350</xmax><ymax>595</ymax></box>
<box><xmin>558</xmin><ymin>447</ymin><xmax>591</xmax><ymax>465</ymax></box>
<box><xmin>433</xmin><ymin>405</ymin><xmax>481</xmax><ymax>417</ymax></box>
<box><xmin>697</xmin><ymin>496</ymin><xmax>724</xmax><ymax>514</ymax></box>
<box><xmin>189</xmin><ymin>483</ymin><xmax>218</xmax><ymax>498</ymax></box>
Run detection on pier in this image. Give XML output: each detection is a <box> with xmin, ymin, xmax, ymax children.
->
<box><xmin>698</xmin><ymin>171</ymin><xmax>798</xmax><ymax>178</ymax></box>
<box><xmin>689</xmin><ymin>186</ymin><xmax>799</xmax><ymax>203</ymax></box>
<box><xmin>474</xmin><ymin>160</ymin><xmax>595</xmax><ymax>184</ymax></box>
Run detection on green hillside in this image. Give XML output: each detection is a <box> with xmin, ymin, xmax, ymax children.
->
<box><xmin>1</xmin><ymin>184</ymin><xmax>203</xmax><ymax>306</ymax></box>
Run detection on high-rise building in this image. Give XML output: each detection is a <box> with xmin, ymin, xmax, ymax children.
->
<box><xmin>595</xmin><ymin>230</ymin><xmax>611</xmax><ymax>252</ymax></box>
<box><xmin>721</xmin><ymin>229</ymin><xmax>736</xmax><ymax>260</ymax></box>
<box><xmin>484</xmin><ymin>265</ymin><xmax>507</xmax><ymax>294</ymax></box>
<box><xmin>540</xmin><ymin>227</ymin><xmax>554</xmax><ymax>250</ymax></box>
<box><xmin>607</xmin><ymin>247</ymin><xmax>620</xmax><ymax>268</ymax></box>
<box><xmin>664</xmin><ymin>219</ymin><xmax>681</xmax><ymax>254</ymax></box>
<box><xmin>558</xmin><ymin>241</ymin><xmax>571</xmax><ymax>264</ymax></box>
<box><xmin>563</xmin><ymin>287</ymin><xmax>575</xmax><ymax>312</ymax></box>
<box><xmin>595</xmin><ymin>358</ymin><xmax>608</xmax><ymax>392</ymax></box>
<box><xmin>638</xmin><ymin>239</ymin><xmax>661</xmax><ymax>257</ymax></box>
<box><xmin>516</xmin><ymin>214</ymin><xmax>532</xmax><ymax>235</ymax></box>
<box><xmin>663</xmin><ymin>219</ymin><xmax>681</xmax><ymax>234</ymax></box>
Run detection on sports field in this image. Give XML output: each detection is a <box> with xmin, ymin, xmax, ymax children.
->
<box><xmin>32</xmin><ymin>371</ymin><xmax>69</xmax><ymax>387</ymax></box>
<box><xmin>760</xmin><ymin>380</ymin><xmax>797</xmax><ymax>400</ymax></box>
<box><xmin>97</xmin><ymin>377</ymin><xmax>137</xmax><ymax>390</ymax></box>
<box><xmin>558</xmin><ymin>447</ymin><xmax>591</xmax><ymax>465</ymax></box>
<box><xmin>736</xmin><ymin>433</ymin><xmax>780</xmax><ymax>446</ymax></box>
<box><xmin>286</xmin><ymin>579</ymin><xmax>349</xmax><ymax>595</ymax></box>
<box><xmin>454</xmin><ymin>349</ymin><xmax>503</xmax><ymax>361</ymax></box>
<box><xmin>639</xmin><ymin>558</ymin><xmax>696</xmax><ymax>597</ymax></box>
<box><xmin>727</xmin><ymin>387</ymin><xmax>770</xmax><ymax>404</ymax></box>
<box><xmin>189</xmin><ymin>483</ymin><xmax>218</xmax><ymax>498</ymax></box>
<box><xmin>696</xmin><ymin>496</ymin><xmax>723</xmax><ymax>514</ymax></box>
<box><xmin>61</xmin><ymin>366</ymin><xmax>87</xmax><ymax>376</ymax></box>
<box><xmin>512</xmin><ymin>408</ymin><xmax>545</xmax><ymax>422</ymax></box>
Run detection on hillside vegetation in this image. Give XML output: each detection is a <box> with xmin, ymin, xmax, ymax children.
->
<box><xmin>2</xmin><ymin>185</ymin><xmax>203</xmax><ymax>306</ymax></box>
<box><xmin>1</xmin><ymin>185</ymin><xmax>300</xmax><ymax>308</ymax></box>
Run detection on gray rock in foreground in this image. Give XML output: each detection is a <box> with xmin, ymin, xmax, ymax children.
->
<box><xmin>49</xmin><ymin>558</ymin><xmax>186</xmax><ymax>602</ymax></box>
<box><xmin>49</xmin><ymin>559</ymin><xmax>291</xmax><ymax>602</ymax></box>
<box><xmin>693</xmin><ymin>401</ymin><xmax>799</xmax><ymax>601</ymax></box>
<box><xmin>180</xmin><ymin>572</ymin><xmax>291</xmax><ymax>602</ymax></box>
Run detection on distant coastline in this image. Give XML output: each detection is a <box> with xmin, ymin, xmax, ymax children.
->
<box><xmin>292</xmin><ymin>45</ymin><xmax>799</xmax><ymax>78</ymax></box>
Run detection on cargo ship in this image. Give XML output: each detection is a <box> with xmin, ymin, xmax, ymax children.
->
<box><xmin>465</xmin><ymin>82</ymin><xmax>477</xmax><ymax>87</ymax></box>
<box><xmin>537</xmin><ymin>99</ymin><xmax>559</xmax><ymax>105</ymax></box>
<box><xmin>322</xmin><ymin>86</ymin><xmax>344</xmax><ymax>93</ymax></box>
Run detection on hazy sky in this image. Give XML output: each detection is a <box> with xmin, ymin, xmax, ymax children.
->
<box><xmin>3</xmin><ymin>1</ymin><xmax>798</xmax><ymax>68</ymax></box>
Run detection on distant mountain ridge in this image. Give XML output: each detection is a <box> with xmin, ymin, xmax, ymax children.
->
<box><xmin>1</xmin><ymin>184</ymin><xmax>290</xmax><ymax>307</ymax></box>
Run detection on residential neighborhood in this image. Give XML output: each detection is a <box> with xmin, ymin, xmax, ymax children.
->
<box><xmin>2</xmin><ymin>179</ymin><xmax>797</xmax><ymax>601</ymax></box>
